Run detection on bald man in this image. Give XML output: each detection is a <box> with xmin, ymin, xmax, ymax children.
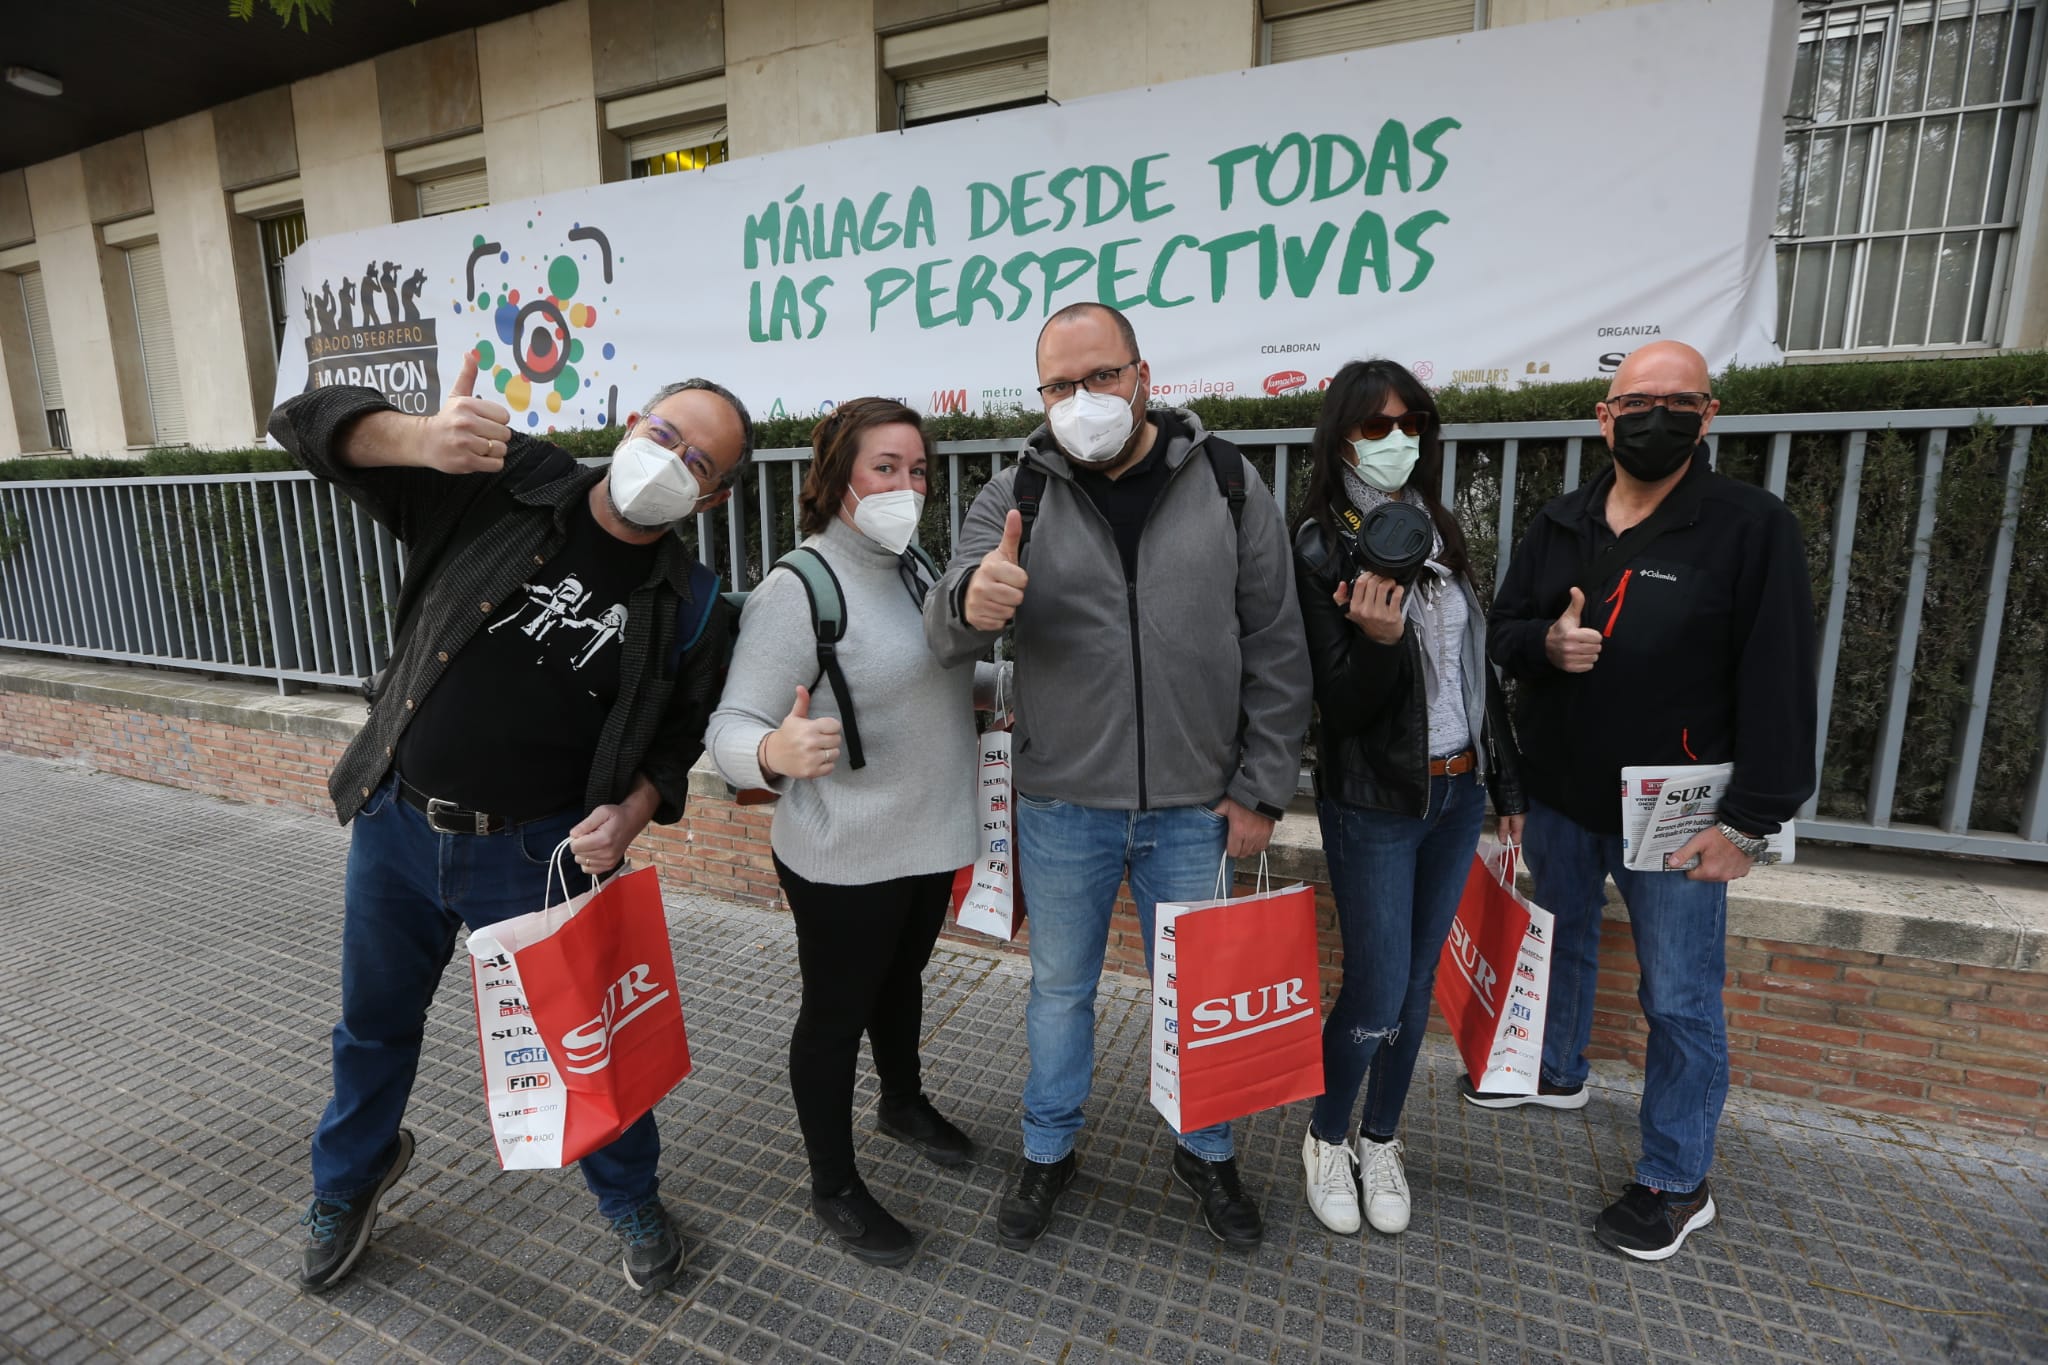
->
<box><xmin>1484</xmin><ymin>341</ymin><xmax>1816</xmax><ymax>1262</ymax></box>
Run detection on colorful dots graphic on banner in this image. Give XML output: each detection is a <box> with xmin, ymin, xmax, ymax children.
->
<box><xmin>452</xmin><ymin>229</ymin><xmax>623</xmax><ymax>426</ymax></box>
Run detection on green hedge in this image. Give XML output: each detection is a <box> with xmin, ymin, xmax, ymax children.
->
<box><xmin>10</xmin><ymin>350</ymin><xmax>2047</xmax><ymax>479</ymax></box>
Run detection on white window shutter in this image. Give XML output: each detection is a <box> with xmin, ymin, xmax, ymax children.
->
<box><xmin>418</xmin><ymin>168</ymin><xmax>491</xmax><ymax>218</ymax></box>
<box><xmin>626</xmin><ymin>119</ymin><xmax>727</xmax><ymax>164</ymax></box>
<box><xmin>126</xmin><ymin>242</ymin><xmax>188</xmax><ymax>446</ymax></box>
<box><xmin>19</xmin><ymin>269</ymin><xmax>64</xmax><ymax>413</ymax></box>
<box><xmin>1267</xmin><ymin>0</ymin><xmax>1473</xmax><ymax>63</ymax></box>
<box><xmin>901</xmin><ymin>52</ymin><xmax>1048</xmax><ymax>124</ymax></box>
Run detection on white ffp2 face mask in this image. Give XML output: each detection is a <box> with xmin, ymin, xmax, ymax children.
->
<box><xmin>608</xmin><ymin>435</ymin><xmax>703</xmax><ymax>527</ymax></box>
<box><xmin>847</xmin><ymin>487</ymin><xmax>924</xmax><ymax>555</ymax></box>
<box><xmin>1048</xmin><ymin>386</ymin><xmax>1138</xmax><ymax>465</ymax></box>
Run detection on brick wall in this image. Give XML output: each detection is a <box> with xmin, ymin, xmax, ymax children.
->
<box><xmin>7</xmin><ymin>685</ymin><xmax>2044</xmax><ymax>1139</ymax></box>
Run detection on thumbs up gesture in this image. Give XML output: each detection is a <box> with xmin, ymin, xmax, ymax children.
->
<box><xmin>1545</xmin><ymin>587</ymin><xmax>1603</xmax><ymax>673</ymax></box>
<box><xmin>964</xmin><ymin>508</ymin><xmax>1031</xmax><ymax>631</ymax></box>
<box><xmin>418</xmin><ymin>350</ymin><xmax>514</xmax><ymax>473</ymax></box>
<box><xmin>760</xmin><ymin>685</ymin><xmax>844</xmax><ymax>781</ymax></box>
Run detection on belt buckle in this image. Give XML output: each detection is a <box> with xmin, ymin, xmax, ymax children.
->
<box><xmin>426</xmin><ymin>797</ymin><xmax>489</xmax><ymax>835</ymax></box>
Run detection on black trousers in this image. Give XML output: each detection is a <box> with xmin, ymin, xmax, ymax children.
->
<box><xmin>774</xmin><ymin>854</ymin><xmax>953</xmax><ymax>1196</ymax></box>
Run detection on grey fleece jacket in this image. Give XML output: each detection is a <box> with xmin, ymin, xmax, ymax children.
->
<box><xmin>923</xmin><ymin>408</ymin><xmax>1311</xmax><ymax>817</ymax></box>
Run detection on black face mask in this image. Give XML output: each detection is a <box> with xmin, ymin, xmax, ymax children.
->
<box><xmin>1609</xmin><ymin>407</ymin><xmax>1702</xmax><ymax>482</ymax></box>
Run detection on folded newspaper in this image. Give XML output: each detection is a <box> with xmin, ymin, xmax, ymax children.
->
<box><xmin>1620</xmin><ymin>764</ymin><xmax>1795</xmax><ymax>872</ymax></box>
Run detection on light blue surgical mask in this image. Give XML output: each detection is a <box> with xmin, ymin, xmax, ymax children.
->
<box><xmin>1349</xmin><ymin>431</ymin><xmax>1420</xmax><ymax>493</ymax></box>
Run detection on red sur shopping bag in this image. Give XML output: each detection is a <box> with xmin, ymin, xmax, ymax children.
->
<box><xmin>469</xmin><ymin>850</ymin><xmax>692</xmax><ymax>1169</ymax></box>
<box><xmin>1150</xmin><ymin>863</ymin><xmax>1324</xmax><ymax>1133</ymax></box>
<box><xmin>1433</xmin><ymin>840</ymin><xmax>1553</xmax><ymax>1094</ymax></box>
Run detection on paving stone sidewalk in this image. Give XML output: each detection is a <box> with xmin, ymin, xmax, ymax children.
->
<box><xmin>0</xmin><ymin>751</ymin><xmax>2043</xmax><ymax>1365</ymax></box>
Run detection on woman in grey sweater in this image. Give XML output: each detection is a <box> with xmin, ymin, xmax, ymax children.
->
<box><xmin>706</xmin><ymin>398</ymin><xmax>980</xmax><ymax>1267</ymax></box>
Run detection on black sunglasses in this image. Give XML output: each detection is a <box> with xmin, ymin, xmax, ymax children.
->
<box><xmin>1356</xmin><ymin>411</ymin><xmax>1430</xmax><ymax>441</ymax></box>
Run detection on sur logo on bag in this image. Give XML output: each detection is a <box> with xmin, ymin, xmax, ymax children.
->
<box><xmin>1186</xmin><ymin>977</ymin><xmax>1313</xmax><ymax>1046</ymax></box>
<box><xmin>560</xmin><ymin>964</ymin><xmax>674</xmax><ymax>1075</ymax></box>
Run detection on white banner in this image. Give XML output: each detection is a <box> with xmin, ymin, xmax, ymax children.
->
<box><xmin>274</xmin><ymin>0</ymin><xmax>1789</xmax><ymax>433</ymax></box>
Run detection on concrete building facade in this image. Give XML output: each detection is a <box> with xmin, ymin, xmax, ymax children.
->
<box><xmin>2</xmin><ymin>0</ymin><xmax>2041</xmax><ymax>456</ymax></box>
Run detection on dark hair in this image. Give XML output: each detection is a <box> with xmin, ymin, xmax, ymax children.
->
<box><xmin>1300</xmin><ymin>359</ymin><xmax>1469</xmax><ymax>581</ymax></box>
<box><xmin>799</xmin><ymin>398</ymin><xmax>933</xmax><ymax>536</ymax></box>
<box><xmin>1037</xmin><ymin>301</ymin><xmax>1140</xmax><ymax>363</ymax></box>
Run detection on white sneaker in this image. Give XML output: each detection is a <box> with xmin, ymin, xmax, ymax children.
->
<box><xmin>1301</xmin><ymin>1129</ymin><xmax>1360</xmax><ymax>1234</ymax></box>
<box><xmin>1357</xmin><ymin>1137</ymin><xmax>1410</xmax><ymax>1235</ymax></box>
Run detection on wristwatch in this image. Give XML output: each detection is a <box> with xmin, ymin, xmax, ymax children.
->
<box><xmin>1716</xmin><ymin>822</ymin><xmax>1776</xmax><ymax>865</ymax></box>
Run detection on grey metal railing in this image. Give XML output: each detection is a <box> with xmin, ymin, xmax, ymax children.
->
<box><xmin>1</xmin><ymin>409</ymin><xmax>2043</xmax><ymax>862</ymax></box>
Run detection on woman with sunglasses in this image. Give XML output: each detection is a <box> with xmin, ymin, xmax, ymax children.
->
<box><xmin>1292</xmin><ymin>360</ymin><xmax>1525</xmax><ymax>1237</ymax></box>
<box><xmin>706</xmin><ymin>397</ymin><xmax>981</xmax><ymax>1267</ymax></box>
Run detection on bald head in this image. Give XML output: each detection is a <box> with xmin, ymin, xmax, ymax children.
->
<box><xmin>1608</xmin><ymin>341</ymin><xmax>1712</xmax><ymax>399</ymax></box>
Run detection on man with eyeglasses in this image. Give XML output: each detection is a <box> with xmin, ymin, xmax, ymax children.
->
<box><xmin>925</xmin><ymin>302</ymin><xmax>1311</xmax><ymax>1252</ymax></box>
<box><xmin>1484</xmin><ymin>340</ymin><xmax>1816</xmax><ymax>1263</ymax></box>
<box><xmin>267</xmin><ymin>351</ymin><xmax>752</xmax><ymax>1297</ymax></box>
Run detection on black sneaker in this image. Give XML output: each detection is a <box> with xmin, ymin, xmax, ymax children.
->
<box><xmin>1594</xmin><ymin>1181</ymin><xmax>1716</xmax><ymax>1262</ymax></box>
<box><xmin>877</xmin><ymin>1095</ymin><xmax>977</xmax><ymax>1169</ymax></box>
<box><xmin>610</xmin><ymin>1198</ymin><xmax>684</xmax><ymax>1294</ymax></box>
<box><xmin>812</xmin><ymin>1178</ymin><xmax>915</xmax><ymax>1267</ymax></box>
<box><xmin>1170</xmin><ymin>1147</ymin><xmax>1263</xmax><ymax>1251</ymax></box>
<box><xmin>996</xmin><ymin>1152</ymin><xmax>1077</xmax><ymax>1249</ymax></box>
<box><xmin>1458</xmin><ymin>1076</ymin><xmax>1590</xmax><ymax>1110</ymax></box>
<box><xmin>298</xmin><ymin>1128</ymin><xmax>414</xmax><ymax>1292</ymax></box>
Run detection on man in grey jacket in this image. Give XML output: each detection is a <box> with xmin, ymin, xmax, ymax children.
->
<box><xmin>925</xmin><ymin>302</ymin><xmax>1311</xmax><ymax>1251</ymax></box>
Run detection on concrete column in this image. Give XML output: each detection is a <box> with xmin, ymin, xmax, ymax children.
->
<box><xmin>144</xmin><ymin>113</ymin><xmax>272</xmax><ymax>446</ymax></box>
<box><xmin>292</xmin><ymin>62</ymin><xmax>396</xmax><ymax>238</ymax></box>
<box><xmin>1047</xmin><ymin>0</ymin><xmax>1256</xmax><ymax>102</ymax></box>
<box><xmin>479</xmin><ymin>0</ymin><xmax>606</xmax><ymax>201</ymax></box>
<box><xmin>22</xmin><ymin>155</ymin><xmax>134</xmax><ymax>455</ymax></box>
<box><xmin>724</xmin><ymin>0</ymin><xmax>878</xmax><ymax>158</ymax></box>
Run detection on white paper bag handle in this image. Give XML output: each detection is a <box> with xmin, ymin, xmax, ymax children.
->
<box><xmin>545</xmin><ymin>837</ymin><xmax>628</xmax><ymax>910</ymax></box>
<box><xmin>1209</xmin><ymin>851</ymin><xmax>1272</xmax><ymax>900</ymax></box>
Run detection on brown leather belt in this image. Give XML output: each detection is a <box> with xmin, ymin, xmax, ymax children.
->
<box><xmin>1429</xmin><ymin>748</ymin><xmax>1477</xmax><ymax>778</ymax></box>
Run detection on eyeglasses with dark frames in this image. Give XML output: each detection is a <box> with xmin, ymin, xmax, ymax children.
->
<box><xmin>640</xmin><ymin>415</ymin><xmax>725</xmax><ymax>487</ymax></box>
<box><xmin>1036</xmin><ymin>359</ymin><xmax>1140</xmax><ymax>401</ymax></box>
<box><xmin>1603</xmin><ymin>392</ymin><xmax>1712</xmax><ymax>417</ymax></box>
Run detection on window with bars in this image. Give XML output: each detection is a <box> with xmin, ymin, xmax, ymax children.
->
<box><xmin>258</xmin><ymin>210</ymin><xmax>307</xmax><ymax>356</ymax></box>
<box><xmin>1777</xmin><ymin>0</ymin><xmax>2044</xmax><ymax>352</ymax></box>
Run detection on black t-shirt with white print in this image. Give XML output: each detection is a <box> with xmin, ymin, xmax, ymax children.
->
<box><xmin>398</xmin><ymin>496</ymin><xmax>658</xmax><ymax>821</ymax></box>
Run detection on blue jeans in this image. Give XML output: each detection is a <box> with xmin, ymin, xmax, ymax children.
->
<box><xmin>1311</xmin><ymin>772</ymin><xmax>1486</xmax><ymax>1143</ymax></box>
<box><xmin>1525</xmin><ymin>799</ymin><xmax>1729</xmax><ymax>1193</ymax></box>
<box><xmin>309</xmin><ymin>775</ymin><xmax>661</xmax><ymax>1219</ymax></box>
<box><xmin>1014</xmin><ymin>797</ymin><xmax>1233</xmax><ymax>1163</ymax></box>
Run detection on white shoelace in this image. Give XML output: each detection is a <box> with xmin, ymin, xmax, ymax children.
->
<box><xmin>1311</xmin><ymin>1138</ymin><xmax>1358</xmax><ymax>1203</ymax></box>
<box><xmin>1362</xmin><ymin>1138</ymin><xmax>1408</xmax><ymax>1199</ymax></box>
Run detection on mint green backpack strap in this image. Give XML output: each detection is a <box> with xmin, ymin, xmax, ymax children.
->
<box><xmin>774</xmin><ymin>547</ymin><xmax>863</xmax><ymax>770</ymax></box>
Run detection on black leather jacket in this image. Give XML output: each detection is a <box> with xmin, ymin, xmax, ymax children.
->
<box><xmin>1294</xmin><ymin>517</ymin><xmax>1525</xmax><ymax>819</ymax></box>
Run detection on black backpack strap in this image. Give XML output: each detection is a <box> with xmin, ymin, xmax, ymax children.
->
<box><xmin>1202</xmin><ymin>439</ymin><xmax>1247</xmax><ymax>535</ymax></box>
<box><xmin>776</xmin><ymin>546</ymin><xmax>865</xmax><ymax>771</ymax></box>
<box><xmin>1012</xmin><ymin>463</ymin><xmax>1049</xmax><ymax>554</ymax></box>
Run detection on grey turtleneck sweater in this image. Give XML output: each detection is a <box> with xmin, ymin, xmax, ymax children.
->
<box><xmin>706</xmin><ymin>518</ymin><xmax>979</xmax><ymax>885</ymax></box>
